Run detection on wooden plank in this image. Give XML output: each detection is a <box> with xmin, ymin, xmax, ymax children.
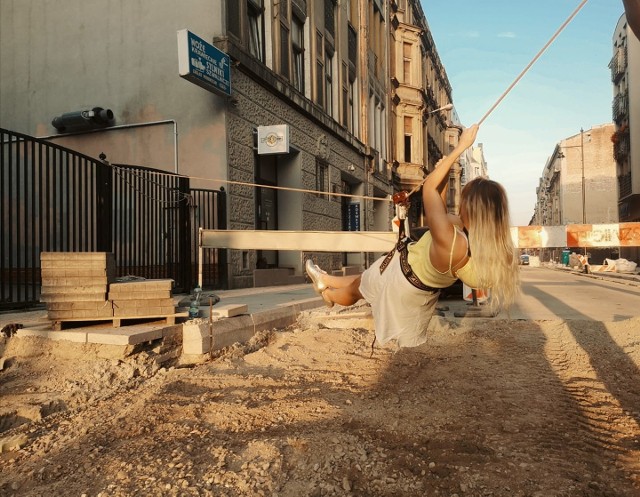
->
<box><xmin>201</xmin><ymin>224</ymin><xmax>640</xmax><ymax>251</ymax></box>
<box><xmin>109</xmin><ymin>280</ymin><xmax>173</xmax><ymax>291</ymax></box>
<box><xmin>51</xmin><ymin>313</ymin><xmax>188</xmax><ymax>330</ymax></box>
<box><xmin>201</xmin><ymin>230</ymin><xmax>397</xmax><ymax>252</ymax></box>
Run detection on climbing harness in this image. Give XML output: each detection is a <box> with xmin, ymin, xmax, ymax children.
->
<box><xmin>379</xmin><ymin>190</ymin><xmax>439</xmax><ymax>293</ymax></box>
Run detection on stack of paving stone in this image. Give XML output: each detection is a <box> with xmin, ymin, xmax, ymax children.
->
<box><xmin>109</xmin><ymin>279</ymin><xmax>175</xmax><ymax>319</ymax></box>
<box><xmin>40</xmin><ymin>252</ymin><xmax>116</xmax><ymax>320</ymax></box>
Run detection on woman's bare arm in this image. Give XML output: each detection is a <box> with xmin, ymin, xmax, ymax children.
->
<box><xmin>422</xmin><ymin>125</ymin><xmax>479</xmax><ymax>239</ymax></box>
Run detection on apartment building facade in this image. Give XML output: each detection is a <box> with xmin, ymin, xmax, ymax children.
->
<box><xmin>388</xmin><ymin>0</ymin><xmax>459</xmax><ymax>226</ymax></box>
<box><xmin>0</xmin><ymin>0</ymin><xmax>460</xmax><ymax>288</ymax></box>
<box><xmin>611</xmin><ymin>11</ymin><xmax>640</xmax><ymax>261</ymax></box>
<box><xmin>0</xmin><ymin>0</ymin><xmax>405</xmax><ymax>288</ymax></box>
<box><xmin>532</xmin><ymin>124</ymin><xmax>618</xmax><ymax>261</ymax></box>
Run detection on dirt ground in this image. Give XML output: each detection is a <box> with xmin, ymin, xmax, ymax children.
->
<box><xmin>1</xmin><ymin>304</ymin><xmax>639</xmax><ymax>497</ymax></box>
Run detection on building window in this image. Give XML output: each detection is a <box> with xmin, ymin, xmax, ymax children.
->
<box><xmin>404</xmin><ymin>116</ymin><xmax>412</xmax><ymax>163</ymax></box>
<box><xmin>378</xmin><ymin>101</ymin><xmax>386</xmax><ymax>173</ymax></box>
<box><xmin>348</xmin><ymin>80</ymin><xmax>355</xmax><ymax>133</ymax></box>
<box><xmin>316</xmin><ymin>31</ymin><xmax>324</xmax><ymax>107</ymax></box>
<box><xmin>227</xmin><ymin>0</ymin><xmax>265</xmax><ymax>63</ymax></box>
<box><xmin>228</xmin><ymin>1</ymin><xmax>241</xmax><ymax>38</ymax></box>
<box><xmin>369</xmin><ymin>92</ymin><xmax>385</xmax><ymax>173</ymax></box>
<box><xmin>280</xmin><ymin>22</ymin><xmax>290</xmax><ymax>80</ymax></box>
<box><xmin>292</xmin><ymin>16</ymin><xmax>305</xmax><ymax>92</ymax></box>
<box><xmin>403</xmin><ymin>42</ymin><xmax>412</xmax><ymax>84</ymax></box>
<box><xmin>316</xmin><ymin>160</ymin><xmax>329</xmax><ymax>198</ymax></box>
<box><xmin>342</xmin><ymin>63</ymin><xmax>348</xmax><ymax>127</ymax></box>
<box><xmin>325</xmin><ymin>0</ymin><xmax>336</xmax><ymax>38</ymax></box>
<box><xmin>325</xmin><ymin>48</ymin><xmax>334</xmax><ymax>116</ymax></box>
<box><xmin>448</xmin><ymin>176</ymin><xmax>456</xmax><ymax>208</ymax></box>
<box><xmin>248</xmin><ymin>1</ymin><xmax>265</xmax><ymax>62</ymax></box>
<box><xmin>277</xmin><ymin>2</ymin><xmax>306</xmax><ymax>93</ymax></box>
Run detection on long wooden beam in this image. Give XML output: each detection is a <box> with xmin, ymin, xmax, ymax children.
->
<box><xmin>200</xmin><ymin>230</ymin><xmax>397</xmax><ymax>252</ymax></box>
<box><xmin>197</xmin><ymin>224</ymin><xmax>640</xmax><ymax>287</ymax></box>
<box><xmin>200</xmin><ymin>223</ymin><xmax>640</xmax><ymax>251</ymax></box>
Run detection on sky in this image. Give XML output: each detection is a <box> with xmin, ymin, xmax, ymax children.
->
<box><xmin>421</xmin><ymin>0</ymin><xmax>624</xmax><ymax>226</ymax></box>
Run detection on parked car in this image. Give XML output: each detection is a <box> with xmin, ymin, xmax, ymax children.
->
<box><xmin>520</xmin><ymin>254</ymin><xmax>530</xmax><ymax>265</ymax></box>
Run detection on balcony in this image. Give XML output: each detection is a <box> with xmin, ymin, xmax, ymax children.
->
<box><xmin>612</xmin><ymin>93</ymin><xmax>628</xmax><ymax>123</ymax></box>
<box><xmin>609</xmin><ymin>46</ymin><xmax>627</xmax><ymax>83</ymax></box>
<box><xmin>614</xmin><ymin>133</ymin><xmax>631</xmax><ymax>162</ymax></box>
<box><xmin>618</xmin><ymin>172</ymin><xmax>632</xmax><ymax>199</ymax></box>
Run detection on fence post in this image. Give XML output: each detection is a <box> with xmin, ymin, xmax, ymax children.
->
<box><xmin>178</xmin><ymin>176</ymin><xmax>192</xmax><ymax>293</ymax></box>
<box><xmin>217</xmin><ymin>188</ymin><xmax>228</xmax><ymax>289</ymax></box>
<box><xmin>96</xmin><ymin>162</ymin><xmax>113</xmax><ymax>253</ymax></box>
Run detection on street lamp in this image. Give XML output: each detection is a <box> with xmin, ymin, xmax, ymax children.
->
<box><xmin>557</xmin><ymin>128</ymin><xmax>591</xmax><ymax>257</ymax></box>
<box><xmin>428</xmin><ymin>103</ymin><xmax>453</xmax><ymax>115</ymax></box>
<box><xmin>580</xmin><ymin>127</ymin><xmax>586</xmax><ymax>225</ymax></box>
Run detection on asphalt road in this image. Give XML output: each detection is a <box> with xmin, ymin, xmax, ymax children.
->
<box><xmin>508</xmin><ymin>266</ymin><xmax>640</xmax><ymax>321</ymax></box>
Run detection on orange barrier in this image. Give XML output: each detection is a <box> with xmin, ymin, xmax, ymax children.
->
<box><xmin>513</xmin><ymin>223</ymin><xmax>640</xmax><ymax>249</ymax></box>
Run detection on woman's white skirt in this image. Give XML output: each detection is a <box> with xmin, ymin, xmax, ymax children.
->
<box><xmin>359</xmin><ymin>250</ymin><xmax>440</xmax><ymax>348</ymax></box>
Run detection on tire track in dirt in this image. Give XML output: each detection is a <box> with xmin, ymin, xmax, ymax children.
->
<box><xmin>2</xmin><ymin>317</ymin><xmax>639</xmax><ymax>496</ymax></box>
<box><xmin>540</xmin><ymin>320</ymin><xmax>640</xmax><ymax>490</ymax></box>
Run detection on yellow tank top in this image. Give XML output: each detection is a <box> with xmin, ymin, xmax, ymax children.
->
<box><xmin>407</xmin><ymin>229</ymin><xmax>482</xmax><ymax>289</ymax></box>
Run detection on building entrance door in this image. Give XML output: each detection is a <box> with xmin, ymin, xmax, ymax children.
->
<box><xmin>256</xmin><ymin>155</ymin><xmax>278</xmax><ymax>268</ymax></box>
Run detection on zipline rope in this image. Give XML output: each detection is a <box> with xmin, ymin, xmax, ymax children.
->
<box><xmin>404</xmin><ymin>0</ymin><xmax>590</xmax><ymax>199</ymax></box>
<box><xmin>187</xmin><ymin>173</ymin><xmax>388</xmax><ymax>202</ymax></box>
<box><xmin>112</xmin><ymin>164</ymin><xmax>391</xmax><ymax>203</ymax></box>
<box><xmin>477</xmin><ymin>0</ymin><xmax>589</xmax><ymax>126</ymax></box>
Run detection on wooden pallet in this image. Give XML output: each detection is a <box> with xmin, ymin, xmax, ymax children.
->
<box><xmin>51</xmin><ymin>313</ymin><xmax>188</xmax><ymax>331</ymax></box>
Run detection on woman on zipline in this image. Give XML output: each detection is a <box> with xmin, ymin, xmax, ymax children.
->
<box><xmin>305</xmin><ymin>123</ymin><xmax>520</xmax><ymax>348</ymax></box>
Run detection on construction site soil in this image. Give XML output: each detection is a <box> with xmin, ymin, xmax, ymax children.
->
<box><xmin>1</xmin><ymin>304</ymin><xmax>639</xmax><ymax>497</ymax></box>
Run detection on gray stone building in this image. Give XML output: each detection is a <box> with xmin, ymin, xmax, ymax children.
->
<box><xmin>534</xmin><ymin>124</ymin><xmax>618</xmax><ymax>227</ymax></box>
<box><xmin>388</xmin><ymin>0</ymin><xmax>460</xmax><ymax>227</ymax></box>
<box><xmin>532</xmin><ymin>124</ymin><xmax>618</xmax><ymax>262</ymax></box>
<box><xmin>0</xmin><ymin>0</ymin><xmax>397</xmax><ymax>288</ymax></box>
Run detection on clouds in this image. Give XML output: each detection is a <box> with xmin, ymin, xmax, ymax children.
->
<box><xmin>498</xmin><ymin>32</ymin><xmax>517</xmax><ymax>38</ymax></box>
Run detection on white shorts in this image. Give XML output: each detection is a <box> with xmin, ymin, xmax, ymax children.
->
<box><xmin>359</xmin><ymin>250</ymin><xmax>440</xmax><ymax>348</ymax></box>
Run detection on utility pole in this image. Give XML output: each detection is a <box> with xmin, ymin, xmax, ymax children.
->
<box><xmin>580</xmin><ymin>127</ymin><xmax>586</xmax><ymax>225</ymax></box>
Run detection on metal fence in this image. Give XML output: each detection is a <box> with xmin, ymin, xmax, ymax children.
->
<box><xmin>0</xmin><ymin>128</ymin><xmax>226</xmax><ymax>310</ymax></box>
<box><xmin>190</xmin><ymin>187</ymin><xmax>227</xmax><ymax>289</ymax></box>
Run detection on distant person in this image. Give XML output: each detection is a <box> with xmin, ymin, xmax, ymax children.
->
<box><xmin>306</xmin><ymin>124</ymin><xmax>521</xmax><ymax>348</ymax></box>
<box><xmin>623</xmin><ymin>0</ymin><xmax>640</xmax><ymax>40</ymax></box>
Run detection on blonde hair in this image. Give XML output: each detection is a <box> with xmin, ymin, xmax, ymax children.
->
<box><xmin>460</xmin><ymin>178</ymin><xmax>520</xmax><ymax>313</ymax></box>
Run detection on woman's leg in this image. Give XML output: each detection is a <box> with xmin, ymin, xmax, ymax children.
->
<box><xmin>306</xmin><ymin>260</ymin><xmax>359</xmax><ymax>290</ymax></box>
<box><xmin>317</xmin><ymin>272</ymin><xmax>360</xmax><ymax>289</ymax></box>
<box><xmin>323</xmin><ymin>276</ymin><xmax>363</xmax><ymax>306</ymax></box>
<box><xmin>305</xmin><ymin>260</ymin><xmax>363</xmax><ymax>307</ymax></box>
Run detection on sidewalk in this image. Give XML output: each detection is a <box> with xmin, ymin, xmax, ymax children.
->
<box><xmin>545</xmin><ymin>262</ymin><xmax>640</xmax><ymax>287</ymax></box>
<box><xmin>199</xmin><ymin>283</ymin><xmax>320</xmax><ymax>314</ymax></box>
<box><xmin>0</xmin><ymin>284</ymin><xmax>326</xmax><ymax>353</ymax></box>
<box><xmin>3</xmin><ymin>266</ymin><xmax>638</xmax><ymax>358</ymax></box>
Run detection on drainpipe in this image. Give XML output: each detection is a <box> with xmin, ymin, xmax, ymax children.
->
<box><xmin>38</xmin><ymin>119</ymin><xmax>179</xmax><ymax>174</ymax></box>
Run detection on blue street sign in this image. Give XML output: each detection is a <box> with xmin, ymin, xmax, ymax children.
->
<box><xmin>177</xmin><ymin>29</ymin><xmax>231</xmax><ymax>97</ymax></box>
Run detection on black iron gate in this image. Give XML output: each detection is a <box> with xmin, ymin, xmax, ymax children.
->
<box><xmin>0</xmin><ymin>128</ymin><xmax>227</xmax><ymax>310</ymax></box>
<box><xmin>190</xmin><ymin>188</ymin><xmax>228</xmax><ymax>289</ymax></box>
<box><xmin>110</xmin><ymin>163</ymin><xmax>192</xmax><ymax>290</ymax></box>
